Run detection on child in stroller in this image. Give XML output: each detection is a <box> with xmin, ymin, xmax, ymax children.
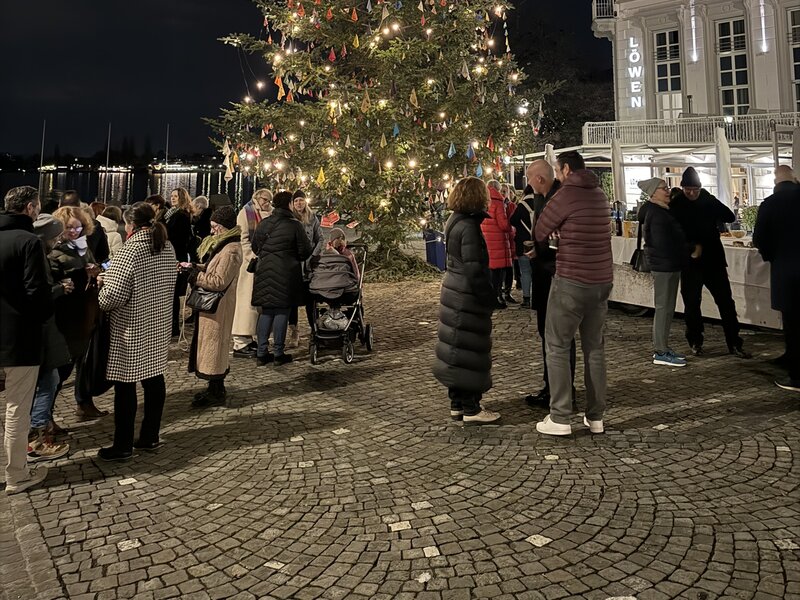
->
<box><xmin>307</xmin><ymin>228</ymin><xmax>373</xmax><ymax>363</ymax></box>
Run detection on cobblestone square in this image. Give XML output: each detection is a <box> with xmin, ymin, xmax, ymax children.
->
<box><xmin>2</xmin><ymin>282</ymin><xmax>799</xmax><ymax>600</ymax></box>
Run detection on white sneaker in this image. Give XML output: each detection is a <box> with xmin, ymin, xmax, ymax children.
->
<box><xmin>6</xmin><ymin>466</ymin><xmax>48</xmax><ymax>495</ymax></box>
<box><xmin>450</xmin><ymin>410</ymin><xmax>464</xmax><ymax>421</ymax></box>
<box><xmin>463</xmin><ymin>409</ymin><xmax>501</xmax><ymax>425</ymax></box>
<box><xmin>583</xmin><ymin>416</ymin><xmax>604</xmax><ymax>434</ymax></box>
<box><xmin>535</xmin><ymin>415</ymin><xmax>572</xmax><ymax>436</ymax></box>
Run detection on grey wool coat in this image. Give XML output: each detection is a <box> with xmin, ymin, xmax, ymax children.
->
<box><xmin>432</xmin><ymin>212</ymin><xmax>496</xmax><ymax>393</ymax></box>
<box><xmin>98</xmin><ymin>229</ymin><xmax>177</xmax><ymax>382</ymax></box>
<box><xmin>188</xmin><ymin>237</ymin><xmax>242</xmax><ymax>379</ymax></box>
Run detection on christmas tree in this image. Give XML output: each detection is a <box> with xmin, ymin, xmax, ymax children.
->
<box><xmin>210</xmin><ymin>0</ymin><xmax>547</xmax><ymax>256</ymax></box>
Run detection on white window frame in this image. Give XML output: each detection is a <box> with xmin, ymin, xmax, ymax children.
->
<box><xmin>717</xmin><ymin>17</ymin><xmax>750</xmax><ymax>115</ymax></box>
<box><xmin>654</xmin><ymin>29</ymin><xmax>683</xmax><ymax>121</ymax></box>
<box><xmin>789</xmin><ymin>8</ymin><xmax>800</xmax><ymax>111</ymax></box>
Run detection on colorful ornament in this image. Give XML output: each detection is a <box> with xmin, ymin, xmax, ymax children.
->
<box><xmin>380</xmin><ymin>132</ymin><xmax>388</xmax><ymax>147</ymax></box>
<box><xmin>486</xmin><ymin>135</ymin><xmax>495</xmax><ymax>152</ymax></box>
<box><xmin>475</xmin><ymin>163</ymin><xmax>483</xmax><ymax>177</ymax></box>
<box><xmin>317</xmin><ymin>167</ymin><xmax>326</xmax><ymax>185</ymax></box>
<box><xmin>326</xmin><ymin>7</ymin><xmax>333</xmax><ymax>19</ymax></box>
<box><xmin>466</xmin><ymin>144</ymin><xmax>475</xmax><ymax>160</ymax></box>
<box><xmin>392</xmin><ymin>123</ymin><xmax>400</xmax><ymax>137</ymax></box>
<box><xmin>409</xmin><ymin>88</ymin><xmax>419</xmax><ymax>108</ymax></box>
<box><xmin>345</xmin><ymin>134</ymin><xmax>352</xmax><ymax>148</ymax></box>
<box><xmin>351</xmin><ymin>6</ymin><xmax>358</xmax><ymax>20</ymax></box>
<box><xmin>359</xmin><ymin>178</ymin><xmax>366</xmax><ymax>188</ymax></box>
<box><xmin>328</xmin><ymin>48</ymin><xmax>336</xmax><ymax>61</ymax></box>
<box><xmin>353</xmin><ymin>33</ymin><xmax>360</xmax><ymax>47</ymax></box>
<box><xmin>297</xmin><ymin>4</ymin><xmax>306</xmax><ymax>17</ymax></box>
<box><xmin>447</xmin><ymin>142</ymin><xmax>456</xmax><ymax>158</ymax></box>
<box><xmin>361</xmin><ymin>89</ymin><xmax>371</xmax><ymax>112</ymax></box>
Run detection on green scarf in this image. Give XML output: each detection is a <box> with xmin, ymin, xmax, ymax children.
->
<box><xmin>196</xmin><ymin>226</ymin><xmax>241</xmax><ymax>263</ymax></box>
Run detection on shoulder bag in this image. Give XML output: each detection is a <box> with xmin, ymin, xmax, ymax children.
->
<box><xmin>629</xmin><ymin>218</ymin><xmax>651</xmax><ymax>273</ymax></box>
<box><xmin>186</xmin><ymin>280</ymin><xmax>233</xmax><ymax>314</ymax></box>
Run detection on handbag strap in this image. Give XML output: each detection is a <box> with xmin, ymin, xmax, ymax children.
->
<box><xmin>636</xmin><ymin>213</ymin><xmax>644</xmax><ymax>250</ymax></box>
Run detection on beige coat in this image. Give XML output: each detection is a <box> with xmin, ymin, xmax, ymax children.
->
<box><xmin>97</xmin><ymin>215</ymin><xmax>124</xmax><ymax>258</ymax></box>
<box><xmin>231</xmin><ymin>203</ymin><xmax>271</xmax><ymax>338</ymax></box>
<box><xmin>192</xmin><ymin>239</ymin><xmax>242</xmax><ymax>378</ymax></box>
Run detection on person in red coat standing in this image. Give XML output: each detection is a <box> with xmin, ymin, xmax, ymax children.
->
<box><xmin>481</xmin><ymin>180</ymin><xmax>513</xmax><ymax>309</ymax></box>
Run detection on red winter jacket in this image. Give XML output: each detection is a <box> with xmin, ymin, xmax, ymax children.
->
<box><xmin>480</xmin><ymin>188</ymin><xmax>513</xmax><ymax>269</ymax></box>
<box><xmin>533</xmin><ymin>169</ymin><xmax>613</xmax><ymax>285</ymax></box>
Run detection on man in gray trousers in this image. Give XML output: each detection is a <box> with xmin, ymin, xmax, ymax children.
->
<box><xmin>532</xmin><ymin>151</ymin><xmax>614</xmax><ymax>436</ymax></box>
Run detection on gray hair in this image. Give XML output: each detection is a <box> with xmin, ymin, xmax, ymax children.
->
<box><xmin>4</xmin><ymin>186</ymin><xmax>40</xmax><ymax>214</ymax></box>
<box><xmin>192</xmin><ymin>195</ymin><xmax>209</xmax><ymax>210</ymax></box>
<box><xmin>486</xmin><ymin>180</ymin><xmax>502</xmax><ymax>191</ymax></box>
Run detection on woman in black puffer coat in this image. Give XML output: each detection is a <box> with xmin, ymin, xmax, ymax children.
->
<box><xmin>433</xmin><ymin>177</ymin><xmax>500</xmax><ymax>425</ymax></box>
<box><xmin>251</xmin><ymin>191</ymin><xmax>312</xmax><ymax>365</ymax></box>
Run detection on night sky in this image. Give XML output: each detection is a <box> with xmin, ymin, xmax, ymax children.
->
<box><xmin>0</xmin><ymin>0</ymin><xmax>610</xmax><ymax>157</ymax></box>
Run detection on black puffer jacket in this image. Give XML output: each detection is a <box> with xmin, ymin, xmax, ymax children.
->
<box><xmin>640</xmin><ymin>202</ymin><xmax>691</xmax><ymax>272</ymax></box>
<box><xmin>251</xmin><ymin>208</ymin><xmax>313</xmax><ymax>308</ymax></box>
<box><xmin>433</xmin><ymin>212</ymin><xmax>495</xmax><ymax>393</ymax></box>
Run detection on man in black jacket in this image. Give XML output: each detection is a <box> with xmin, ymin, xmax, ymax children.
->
<box><xmin>753</xmin><ymin>165</ymin><xmax>800</xmax><ymax>392</ymax></box>
<box><xmin>0</xmin><ymin>186</ymin><xmax>53</xmax><ymax>493</ymax></box>
<box><xmin>522</xmin><ymin>160</ymin><xmax>576</xmax><ymax>408</ymax></box>
<box><xmin>671</xmin><ymin>167</ymin><xmax>750</xmax><ymax>358</ymax></box>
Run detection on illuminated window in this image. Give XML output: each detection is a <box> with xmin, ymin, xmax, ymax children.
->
<box><xmin>717</xmin><ymin>19</ymin><xmax>750</xmax><ymax>115</ymax></box>
<box><xmin>790</xmin><ymin>9</ymin><xmax>800</xmax><ymax>111</ymax></box>
<box><xmin>654</xmin><ymin>30</ymin><xmax>682</xmax><ymax>120</ymax></box>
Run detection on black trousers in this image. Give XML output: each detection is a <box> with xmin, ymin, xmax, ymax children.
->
<box><xmin>490</xmin><ymin>268</ymin><xmax>505</xmax><ymax>297</ymax></box>
<box><xmin>448</xmin><ymin>389</ymin><xmax>481</xmax><ymax>416</ymax></box>
<box><xmin>784</xmin><ymin>310</ymin><xmax>800</xmax><ymax>381</ymax></box>
<box><xmin>680</xmin><ymin>262</ymin><xmax>742</xmax><ymax>350</ymax></box>
<box><xmin>505</xmin><ymin>264</ymin><xmax>515</xmax><ymax>292</ymax></box>
<box><xmin>113</xmin><ymin>375</ymin><xmax>166</xmax><ymax>451</ymax></box>
<box><xmin>533</xmin><ymin>270</ymin><xmax>576</xmax><ymax>392</ymax></box>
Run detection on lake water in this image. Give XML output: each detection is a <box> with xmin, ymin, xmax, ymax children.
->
<box><xmin>0</xmin><ymin>170</ymin><xmax>260</xmax><ymax>209</ymax></box>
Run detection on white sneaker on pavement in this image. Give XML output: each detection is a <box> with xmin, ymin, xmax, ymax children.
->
<box><xmin>583</xmin><ymin>416</ymin><xmax>604</xmax><ymax>434</ymax></box>
<box><xmin>6</xmin><ymin>466</ymin><xmax>48</xmax><ymax>495</ymax></box>
<box><xmin>462</xmin><ymin>409</ymin><xmax>501</xmax><ymax>425</ymax></box>
<box><xmin>535</xmin><ymin>415</ymin><xmax>572</xmax><ymax>436</ymax></box>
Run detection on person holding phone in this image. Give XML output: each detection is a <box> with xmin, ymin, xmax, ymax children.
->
<box><xmin>50</xmin><ymin>206</ymin><xmax>106</xmax><ymax>420</ymax></box>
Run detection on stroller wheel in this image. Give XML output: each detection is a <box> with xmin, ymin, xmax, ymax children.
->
<box><xmin>342</xmin><ymin>340</ymin><xmax>355</xmax><ymax>364</ymax></box>
<box><xmin>309</xmin><ymin>343</ymin><xmax>319</xmax><ymax>365</ymax></box>
<box><xmin>365</xmin><ymin>324</ymin><xmax>374</xmax><ymax>352</ymax></box>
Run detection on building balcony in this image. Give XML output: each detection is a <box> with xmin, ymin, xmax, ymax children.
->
<box><xmin>592</xmin><ymin>0</ymin><xmax>615</xmax><ymax>20</ymax></box>
<box><xmin>582</xmin><ymin>112</ymin><xmax>800</xmax><ymax>147</ymax></box>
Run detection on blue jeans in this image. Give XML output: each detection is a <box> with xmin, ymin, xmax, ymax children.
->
<box><xmin>257</xmin><ymin>309</ymin><xmax>291</xmax><ymax>357</ymax></box>
<box><xmin>518</xmin><ymin>255</ymin><xmax>532</xmax><ymax>300</ymax></box>
<box><xmin>31</xmin><ymin>368</ymin><xmax>59</xmax><ymax>429</ymax></box>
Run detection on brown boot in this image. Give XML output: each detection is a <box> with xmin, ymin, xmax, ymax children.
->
<box><xmin>75</xmin><ymin>401</ymin><xmax>109</xmax><ymax>420</ymax></box>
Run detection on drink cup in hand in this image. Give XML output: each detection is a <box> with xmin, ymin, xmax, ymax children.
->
<box><xmin>61</xmin><ymin>278</ymin><xmax>75</xmax><ymax>294</ymax></box>
<box><xmin>549</xmin><ymin>232</ymin><xmax>560</xmax><ymax>251</ymax></box>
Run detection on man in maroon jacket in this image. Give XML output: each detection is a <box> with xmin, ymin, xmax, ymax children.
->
<box><xmin>533</xmin><ymin>151</ymin><xmax>614</xmax><ymax>436</ymax></box>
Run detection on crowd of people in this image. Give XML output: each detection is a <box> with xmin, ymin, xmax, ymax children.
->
<box><xmin>2</xmin><ymin>151</ymin><xmax>798</xmax><ymax>494</ymax></box>
<box><xmin>434</xmin><ymin>151</ymin><xmax>799</xmax><ymax>432</ymax></box>
<box><xmin>0</xmin><ymin>185</ymin><xmax>357</xmax><ymax>492</ymax></box>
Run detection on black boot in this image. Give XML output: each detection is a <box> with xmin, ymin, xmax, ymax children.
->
<box><xmin>192</xmin><ymin>380</ymin><xmax>226</xmax><ymax>408</ymax></box>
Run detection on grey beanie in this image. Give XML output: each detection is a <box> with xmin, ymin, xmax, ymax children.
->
<box><xmin>33</xmin><ymin>213</ymin><xmax>64</xmax><ymax>241</ymax></box>
<box><xmin>637</xmin><ymin>177</ymin><xmax>666</xmax><ymax>198</ymax></box>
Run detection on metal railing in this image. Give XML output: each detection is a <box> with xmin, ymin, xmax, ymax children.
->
<box><xmin>582</xmin><ymin>112</ymin><xmax>800</xmax><ymax>146</ymax></box>
<box><xmin>593</xmin><ymin>0</ymin><xmax>615</xmax><ymax>20</ymax></box>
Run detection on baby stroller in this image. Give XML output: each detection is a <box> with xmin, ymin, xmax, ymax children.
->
<box><xmin>308</xmin><ymin>242</ymin><xmax>373</xmax><ymax>364</ymax></box>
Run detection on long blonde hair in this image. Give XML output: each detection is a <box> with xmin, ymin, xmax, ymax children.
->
<box><xmin>171</xmin><ymin>187</ymin><xmax>192</xmax><ymax>213</ymax></box>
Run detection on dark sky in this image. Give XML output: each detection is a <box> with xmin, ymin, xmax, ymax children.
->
<box><xmin>0</xmin><ymin>0</ymin><xmax>610</xmax><ymax>157</ymax></box>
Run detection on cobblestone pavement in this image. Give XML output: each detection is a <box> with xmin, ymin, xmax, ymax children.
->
<box><xmin>1</xmin><ymin>281</ymin><xmax>799</xmax><ymax>600</ymax></box>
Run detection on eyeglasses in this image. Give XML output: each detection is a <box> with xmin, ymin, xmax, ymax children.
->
<box><xmin>65</xmin><ymin>225</ymin><xmax>83</xmax><ymax>232</ymax></box>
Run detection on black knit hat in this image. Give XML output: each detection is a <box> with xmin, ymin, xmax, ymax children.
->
<box><xmin>210</xmin><ymin>205</ymin><xmax>237</xmax><ymax>230</ymax></box>
<box><xmin>680</xmin><ymin>166</ymin><xmax>702</xmax><ymax>188</ymax></box>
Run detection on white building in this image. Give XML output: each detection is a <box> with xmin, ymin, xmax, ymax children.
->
<box><xmin>580</xmin><ymin>0</ymin><xmax>800</xmax><ymax>206</ymax></box>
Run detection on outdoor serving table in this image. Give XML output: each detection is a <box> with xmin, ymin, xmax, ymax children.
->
<box><xmin>610</xmin><ymin>236</ymin><xmax>782</xmax><ymax>330</ymax></box>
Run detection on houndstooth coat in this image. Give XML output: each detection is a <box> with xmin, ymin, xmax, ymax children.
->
<box><xmin>98</xmin><ymin>229</ymin><xmax>177</xmax><ymax>383</ymax></box>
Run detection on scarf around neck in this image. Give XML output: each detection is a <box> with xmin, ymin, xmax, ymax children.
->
<box><xmin>196</xmin><ymin>226</ymin><xmax>241</xmax><ymax>262</ymax></box>
<box><xmin>67</xmin><ymin>236</ymin><xmax>89</xmax><ymax>256</ymax></box>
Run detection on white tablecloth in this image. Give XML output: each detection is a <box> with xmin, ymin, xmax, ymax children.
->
<box><xmin>610</xmin><ymin>236</ymin><xmax>781</xmax><ymax>330</ymax></box>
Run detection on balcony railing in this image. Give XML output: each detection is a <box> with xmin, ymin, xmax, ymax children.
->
<box><xmin>582</xmin><ymin>112</ymin><xmax>800</xmax><ymax>146</ymax></box>
<box><xmin>593</xmin><ymin>0</ymin><xmax>615</xmax><ymax>20</ymax></box>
